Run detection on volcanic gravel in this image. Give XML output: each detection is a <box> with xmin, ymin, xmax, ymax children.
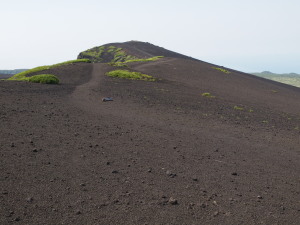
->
<box><xmin>1</xmin><ymin>58</ymin><xmax>300</xmax><ymax>225</ymax></box>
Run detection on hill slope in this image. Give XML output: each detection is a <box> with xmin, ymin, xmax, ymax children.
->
<box><xmin>252</xmin><ymin>71</ymin><xmax>300</xmax><ymax>88</ymax></box>
<box><xmin>1</xmin><ymin>41</ymin><xmax>300</xmax><ymax>225</ymax></box>
<box><xmin>77</xmin><ymin>41</ymin><xmax>197</xmax><ymax>62</ymax></box>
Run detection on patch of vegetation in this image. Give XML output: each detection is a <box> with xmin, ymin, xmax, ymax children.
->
<box><xmin>51</xmin><ymin>59</ymin><xmax>91</xmax><ymax>67</ymax></box>
<box><xmin>78</xmin><ymin>45</ymin><xmax>138</xmax><ymax>63</ymax></box>
<box><xmin>79</xmin><ymin>46</ymin><xmax>105</xmax><ymax>62</ymax></box>
<box><xmin>8</xmin><ymin>59</ymin><xmax>90</xmax><ymax>83</ymax></box>
<box><xmin>107</xmin><ymin>62</ymin><xmax>129</xmax><ymax>68</ymax></box>
<box><xmin>28</xmin><ymin>74</ymin><xmax>59</xmax><ymax>84</ymax></box>
<box><xmin>201</xmin><ymin>92</ymin><xmax>215</xmax><ymax>98</ymax></box>
<box><xmin>107</xmin><ymin>45</ymin><xmax>117</xmax><ymax>53</ymax></box>
<box><xmin>8</xmin><ymin>66</ymin><xmax>50</xmax><ymax>81</ymax></box>
<box><xmin>124</xmin><ymin>56</ymin><xmax>164</xmax><ymax>63</ymax></box>
<box><xmin>109</xmin><ymin>56</ymin><xmax>164</xmax><ymax>67</ymax></box>
<box><xmin>212</xmin><ymin>67</ymin><xmax>231</xmax><ymax>74</ymax></box>
<box><xmin>234</xmin><ymin>106</ymin><xmax>244</xmax><ymax>110</ymax></box>
<box><xmin>106</xmin><ymin>70</ymin><xmax>156</xmax><ymax>81</ymax></box>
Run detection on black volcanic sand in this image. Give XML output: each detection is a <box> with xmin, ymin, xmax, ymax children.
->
<box><xmin>1</xmin><ymin>58</ymin><xmax>300</xmax><ymax>225</ymax></box>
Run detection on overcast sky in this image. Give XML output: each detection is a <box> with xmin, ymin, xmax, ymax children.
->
<box><xmin>1</xmin><ymin>0</ymin><xmax>299</xmax><ymax>73</ymax></box>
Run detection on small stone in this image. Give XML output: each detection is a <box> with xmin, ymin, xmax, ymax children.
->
<box><xmin>2</xmin><ymin>190</ymin><xmax>8</xmax><ymax>195</ymax></box>
<box><xmin>257</xmin><ymin>195</ymin><xmax>263</xmax><ymax>199</ymax></box>
<box><xmin>168</xmin><ymin>197</ymin><xmax>178</xmax><ymax>205</ymax></box>
<box><xmin>106</xmin><ymin>162</ymin><xmax>110</xmax><ymax>165</ymax></box>
<box><xmin>26</xmin><ymin>197</ymin><xmax>33</xmax><ymax>203</ymax></box>
<box><xmin>200</xmin><ymin>203</ymin><xmax>207</xmax><ymax>208</ymax></box>
<box><xmin>166</xmin><ymin>170</ymin><xmax>176</xmax><ymax>178</ymax></box>
<box><xmin>11</xmin><ymin>143</ymin><xmax>15</xmax><ymax>147</ymax></box>
<box><xmin>231</xmin><ymin>172</ymin><xmax>238</xmax><ymax>176</ymax></box>
<box><xmin>14</xmin><ymin>217</ymin><xmax>21</xmax><ymax>221</ymax></box>
<box><xmin>213</xmin><ymin>211</ymin><xmax>219</xmax><ymax>217</ymax></box>
<box><xmin>147</xmin><ymin>168</ymin><xmax>152</xmax><ymax>173</ymax></box>
<box><xmin>32</xmin><ymin>148</ymin><xmax>38</xmax><ymax>152</ymax></box>
<box><xmin>75</xmin><ymin>210</ymin><xmax>81</xmax><ymax>215</ymax></box>
<box><xmin>192</xmin><ymin>177</ymin><xmax>198</xmax><ymax>181</ymax></box>
<box><xmin>80</xmin><ymin>183</ymin><xmax>86</xmax><ymax>187</ymax></box>
<box><xmin>112</xmin><ymin>170</ymin><xmax>118</xmax><ymax>174</ymax></box>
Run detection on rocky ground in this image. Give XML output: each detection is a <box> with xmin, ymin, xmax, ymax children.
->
<box><xmin>1</xmin><ymin>55</ymin><xmax>300</xmax><ymax>224</ymax></box>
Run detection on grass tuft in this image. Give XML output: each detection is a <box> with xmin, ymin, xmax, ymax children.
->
<box><xmin>202</xmin><ymin>92</ymin><xmax>215</xmax><ymax>98</ymax></box>
<box><xmin>212</xmin><ymin>67</ymin><xmax>230</xmax><ymax>74</ymax></box>
<box><xmin>124</xmin><ymin>56</ymin><xmax>164</xmax><ymax>63</ymax></box>
<box><xmin>109</xmin><ymin>56</ymin><xmax>164</xmax><ymax>67</ymax></box>
<box><xmin>28</xmin><ymin>74</ymin><xmax>59</xmax><ymax>84</ymax></box>
<box><xmin>106</xmin><ymin>70</ymin><xmax>156</xmax><ymax>81</ymax></box>
<box><xmin>234</xmin><ymin>106</ymin><xmax>244</xmax><ymax>110</ymax></box>
<box><xmin>8</xmin><ymin>59</ymin><xmax>90</xmax><ymax>82</ymax></box>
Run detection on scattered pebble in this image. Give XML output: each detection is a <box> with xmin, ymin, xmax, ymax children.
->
<box><xmin>168</xmin><ymin>197</ymin><xmax>178</xmax><ymax>205</ymax></box>
<box><xmin>26</xmin><ymin>197</ymin><xmax>33</xmax><ymax>203</ymax></box>
<box><xmin>231</xmin><ymin>172</ymin><xmax>238</xmax><ymax>176</ymax></box>
<box><xmin>192</xmin><ymin>177</ymin><xmax>198</xmax><ymax>181</ymax></box>
<box><xmin>213</xmin><ymin>211</ymin><xmax>219</xmax><ymax>217</ymax></box>
<box><xmin>257</xmin><ymin>195</ymin><xmax>263</xmax><ymax>199</ymax></box>
<box><xmin>166</xmin><ymin>170</ymin><xmax>176</xmax><ymax>178</ymax></box>
<box><xmin>200</xmin><ymin>203</ymin><xmax>207</xmax><ymax>208</ymax></box>
<box><xmin>112</xmin><ymin>170</ymin><xmax>119</xmax><ymax>174</ymax></box>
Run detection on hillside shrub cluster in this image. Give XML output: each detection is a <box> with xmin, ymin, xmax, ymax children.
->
<box><xmin>28</xmin><ymin>74</ymin><xmax>59</xmax><ymax>84</ymax></box>
<box><xmin>212</xmin><ymin>67</ymin><xmax>230</xmax><ymax>74</ymax></box>
<box><xmin>106</xmin><ymin>70</ymin><xmax>156</xmax><ymax>81</ymax></box>
<box><xmin>8</xmin><ymin>59</ymin><xmax>91</xmax><ymax>84</ymax></box>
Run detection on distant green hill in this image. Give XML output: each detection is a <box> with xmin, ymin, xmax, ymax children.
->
<box><xmin>0</xmin><ymin>69</ymin><xmax>28</xmax><ymax>75</ymax></box>
<box><xmin>0</xmin><ymin>69</ymin><xmax>28</xmax><ymax>79</ymax></box>
<box><xmin>252</xmin><ymin>71</ymin><xmax>300</xmax><ymax>88</ymax></box>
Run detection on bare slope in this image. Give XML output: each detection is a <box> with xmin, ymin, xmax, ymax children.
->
<box><xmin>77</xmin><ymin>41</ymin><xmax>197</xmax><ymax>63</ymax></box>
<box><xmin>1</xmin><ymin>43</ymin><xmax>300</xmax><ymax>225</ymax></box>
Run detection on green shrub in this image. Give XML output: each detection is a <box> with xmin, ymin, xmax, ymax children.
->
<box><xmin>124</xmin><ymin>56</ymin><xmax>164</xmax><ymax>63</ymax></box>
<box><xmin>28</xmin><ymin>74</ymin><xmax>59</xmax><ymax>84</ymax></box>
<box><xmin>234</xmin><ymin>106</ymin><xmax>244</xmax><ymax>110</ymax></box>
<box><xmin>109</xmin><ymin>56</ymin><xmax>164</xmax><ymax>67</ymax></box>
<box><xmin>106</xmin><ymin>70</ymin><xmax>156</xmax><ymax>81</ymax></box>
<box><xmin>8</xmin><ymin>66</ymin><xmax>50</xmax><ymax>80</ymax></box>
<box><xmin>202</xmin><ymin>92</ymin><xmax>215</xmax><ymax>98</ymax></box>
<box><xmin>212</xmin><ymin>67</ymin><xmax>230</xmax><ymax>74</ymax></box>
<box><xmin>8</xmin><ymin>59</ymin><xmax>90</xmax><ymax>81</ymax></box>
<box><xmin>51</xmin><ymin>59</ymin><xmax>91</xmax><ymax>67</ymax></box>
